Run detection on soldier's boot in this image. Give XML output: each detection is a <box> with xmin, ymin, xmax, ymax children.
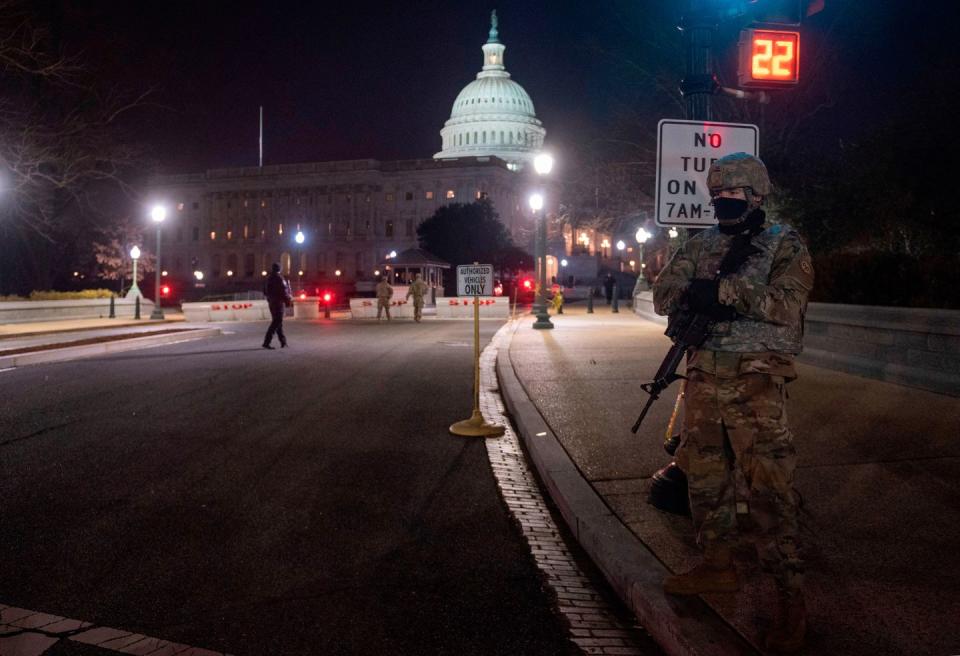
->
<box><xmin>663</xmin><ymin>545</ymin><xmax>739</xmax><ymax>595</ymax></box>
<box><xmin>763</xmin><ymin>593</ymin><xmax>806</xmax><ymax>653</ymax></box>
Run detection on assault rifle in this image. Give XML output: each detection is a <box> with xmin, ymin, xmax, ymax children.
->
<box><xmin>630</xmin><ymin>310</ymin><xmax>710</xmax><ymax>433</ymax></box>
<box><xmin>631</xmin><ymin>231</ymin><xmax>762</xmax><ymax>434</ymax></box>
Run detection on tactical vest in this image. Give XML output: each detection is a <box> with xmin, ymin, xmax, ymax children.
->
<box><xmin>694</xmin><ymin>224</ymin><xmax>804</xmax><ymax>354</ymax></box>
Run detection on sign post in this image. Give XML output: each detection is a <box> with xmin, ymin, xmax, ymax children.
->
<box><xmin>655</xmin><ymin>119</ymin><xmax>759</xmax><ymax>228</ymax></box>
<box><xmin>450</xmin><ymin>264</ymin><xmax>504</xmax><ymax>438</ymax></box>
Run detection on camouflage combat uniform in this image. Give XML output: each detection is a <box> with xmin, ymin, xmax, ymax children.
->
<box><xmin>653</xmin><ymin>221</ymin><xmax>814</xmax><ymax>595</ymax></box>
<box><xmin>405</xmin><ymin>276</ymin><xmax>429</xmax><ymax>322</ymax></box>
<box><xmin>376</xmin><ymin>280</ymin><xmax>394</xmax><ymax>320</ymax></box>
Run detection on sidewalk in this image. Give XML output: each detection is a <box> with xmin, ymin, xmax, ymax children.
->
<box><xmin>498</xmin><ymin>304</ymin><xmax>960</xmax><ymax>656</ymax></box>
<box><xmin>0</xmin><ymin>314</ymin><xmax>222</xmax><ymax>368</ymax></box>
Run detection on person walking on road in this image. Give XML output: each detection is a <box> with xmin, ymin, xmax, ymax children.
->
<box><xmin>652</xmin><ymin>153</ymin><xmax>814</xmax><ymax>653</ymax></box>
<box><xmin>406</xmin><ymin>273</ymin><xmax>428</xmax><ymax>322</ymax></box>
<box><xmin>603</xmin><ymin>273</ymin><xmax>615</xmax><ymax>305</ymax></box>
<box><xmin>376</xmin><ymin>276</ymin><xmax>394</xmax><ymax>321</ymax></box>
<box><xmin>262</xmin><ymin>263</ymin><xmax>293</xmax><ymax>349</ymax></box>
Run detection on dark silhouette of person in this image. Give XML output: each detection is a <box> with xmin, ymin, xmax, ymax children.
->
<box><xmin>603</xmin><ymin>273</ymin><xmax>615</xmax><ymax>305</ymax></box>
<box><xmin>262</xmin><ymin>263</ymin><xmax>292</xmax><ymax>349</ymax></box>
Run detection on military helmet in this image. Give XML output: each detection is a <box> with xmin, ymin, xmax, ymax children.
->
<box><xmin>707</xmin><ymin>152</ymin><xmax>771</xmax><ymax>196</ymax></box>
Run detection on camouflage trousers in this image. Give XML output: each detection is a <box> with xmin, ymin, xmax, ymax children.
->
<box><xmin>677</xmin><ymin>369</ymin><xmax>803</xmax><ymax>593</ymax></box>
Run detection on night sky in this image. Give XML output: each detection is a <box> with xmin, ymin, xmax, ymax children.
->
<box><xmin>55</xmin><ymin>0</ymin><xmax>958</xmax><ymax>175</ymax></box>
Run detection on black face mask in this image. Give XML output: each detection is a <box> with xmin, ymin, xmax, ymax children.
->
<box><xmin>717</xmin><ymin>208</ymin><xmax>766</xmax><ymax>235</ymax></box>
<box><xmin>713</xmin><ymin>197</ymin><xmax>749</xmax><ymax>222</ymax></box>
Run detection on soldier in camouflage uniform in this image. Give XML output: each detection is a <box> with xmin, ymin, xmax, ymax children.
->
<box><xmin>376</xmin><ymin>276</ymin><xmax>394</xmax><ymax>321</ymax></box>
<box><xmin>652</xmin><ymin>153</ymin><xmax>814</xmax><ymax>653</ymax></box>
<box><xmin>405</xmin><ymin>273</ymin><xmax>429</xmax><ymax>322</ymax></box>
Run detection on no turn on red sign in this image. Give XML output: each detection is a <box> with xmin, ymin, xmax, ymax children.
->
<box><xmin>655</xmin><ymin>119</ymin><xmax>759</xmax><ymax>228</ymax></box>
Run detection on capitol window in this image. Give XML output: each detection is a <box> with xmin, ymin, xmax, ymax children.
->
<box><xmin>210</xmin><ymin>231</ymin><xmax>216</xmax><ymax>240</ymax></box>
<box><xmin>425</xmin><ymin>191</ymin><xmax>434</xmax><ymax>200</ymax></box>
<box><xmin>405</xmin><ymin>191</ymin><xmax>413</xmax><ymax>201</ymax></box>
<box><xmin>386</xmin><ymin>193</ymin><xmax>395</xmax><ymax>202</ymax></box>
<box><xmin>446</xmin><ymin>189</ymin><xmax>455</xmax><ymax>199</ymax></box>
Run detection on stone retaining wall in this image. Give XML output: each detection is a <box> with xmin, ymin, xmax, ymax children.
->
<box><xmin>0</xmin><ymin>298</ymin><xmax>156</xmax><ymax>323</ymax></box>
<box><xmin>634</xmin><ymin>292</ymin><xmax>960</xmax><ymax>397</ymax></box>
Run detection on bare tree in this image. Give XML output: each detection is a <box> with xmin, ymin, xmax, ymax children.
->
<box><xmin>0</xmin><ymin>0</ymin><xmax>151</xmax><ymax>239</ymax></box>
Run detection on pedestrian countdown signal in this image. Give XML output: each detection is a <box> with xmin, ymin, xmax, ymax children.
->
<box><xmin>738</xmin><ymin>29</ymin><xmax>800</xmax><ymax>87</ymax></box>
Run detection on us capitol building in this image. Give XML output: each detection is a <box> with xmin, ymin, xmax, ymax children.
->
<box><xmin>149</xmin><ymin>12</ymin><xmax>546</xmax><ymax>290</ymax></box>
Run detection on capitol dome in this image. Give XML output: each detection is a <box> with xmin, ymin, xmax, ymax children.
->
<box><xmin>434</xmin><ymin>11</ymin><xmax>546</xmax><ymax>169</ymax></box>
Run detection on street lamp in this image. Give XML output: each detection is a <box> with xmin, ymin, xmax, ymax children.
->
<box><xmin>529</xmin><ymin>191</ymin><xmax>552</xmax><ymax>329</ymax></box>
<box><xmin>127</xmin><ymin>245</ymin><xmax>142</xmax><ymax>300</ymax></box>
<box><xmin>668</xmin><ymin>226</ymin><xmax>679</xmax><ymax>260</ymax></box>
<box><xmin>149</xmin><ymin>205</ymin><xmax>166</xmax><ymax>319</ymax></box>
<box><xmin>635</xmin><ymin>227</ymin><xmax>652</xmax><ymax>291</ymax></box>
<box><xmin>531</xmin><ymin>152</ymin><xmax>554</xmax><ymax>330</ymax></box>
<box><xmin>294</xmin><ymin>230</ymin><xmax>306</xmax><ymax>292</ymax></box>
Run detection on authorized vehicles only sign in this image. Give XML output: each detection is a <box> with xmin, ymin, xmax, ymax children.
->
<box><xmin>655</xmin><ymin>119</ymin><xmax>759</xmax><ymax>228</ymax></box>
<box><xmin>457</xmin><ymin>264</ymin><xmax>494</xmax><ymax>296</ymax></box>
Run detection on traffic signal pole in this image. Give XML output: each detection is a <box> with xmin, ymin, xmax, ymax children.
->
<box><xmin>680</xmin><ymin>1</ymin><xmax>715</xmax><ymax>122</ymax></box>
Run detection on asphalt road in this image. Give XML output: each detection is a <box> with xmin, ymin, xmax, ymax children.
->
<box><xmin>0</xmin><ymin>319</ymin><xmax>581</xmax><ymax>655</ymax></box>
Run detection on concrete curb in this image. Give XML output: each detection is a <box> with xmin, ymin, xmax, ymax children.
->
<box><xmin>0</xmin><ymin>328</ymin><xmax>222</xmax><ymax>369</ymax></box>
<box><xmin>496</xmin><ymin>318</ymin><xmax>757</xmax><ymax>656</ymax></box>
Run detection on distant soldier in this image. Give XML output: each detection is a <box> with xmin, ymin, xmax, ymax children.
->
<box><xmin>652</xmin><ymin>153</ymin><xmax>814</xmax><ymax>653</ymax></box>
<box><xmin>603</xmin><ymin>273</ymin><xmax>615</xmax><ymax>305</ymax></box>
<box><xmin>262</xmin><ymin>263</ymin><xmax>292</xmax><ymax>349</ymax></box>
<box><xmin>405</xmin><ymin>273</ymin><xmax>429</xmax><ymax>322</ymax></box>
<box><xmin>375</xmin><ymin>276</ymin><xmax>394</xmax><ymax>321</ymax></box>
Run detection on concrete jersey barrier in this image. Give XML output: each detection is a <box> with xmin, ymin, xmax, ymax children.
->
<box><xmin>349</xmin><ymin>297</ymin><xmax>414</xmax><ymax>319</ymax></box>
<box><xmin>435</xmin><ymin>296</ymin><xmax>510</xmax><ymax>319</ymax></box>
<box><xmin>181</xmin><ymin>300</ymin><xmax>269</xmax><ymax>322</ymax></box>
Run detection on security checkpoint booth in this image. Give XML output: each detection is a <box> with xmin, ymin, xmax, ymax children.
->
<box><xmin>348</xmin><ymin>248</ymin><xmax>454</xmax><ymax>319</ymax></box>
<box><xmin>380</xmin><ymin>248</ymin><xmax>450</xmax><ymax>306</ymax></box>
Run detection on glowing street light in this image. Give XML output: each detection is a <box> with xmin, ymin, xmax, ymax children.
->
<box><xmin>635</xmin><ymin>227</ymin><xmax>652</xmax><ymax>291</ymax></box>
<box><xmin>616</xmin><ymin>240</ymin><xmax>626</xmax><ymax>251</ymax></box>
<box><xmin>149</xmin><ymin>205</ymin><xmax>166</xmax><ymax>319</ymax></box>
<box><xmin>530</xmin><ymin>151</ymin><xmax>554</xmax><ymax>330</ymax></box>
<box><xmin>533</xmin><ymin>153</ymin><xmax>554</xmax><ymax>176</ymax></box>
<box><xmin>193</xmin><ymin>270</ymin><xmax>204</xmax><ymax>281</ymax></box>
<box><xmin>127</xmin><ymin>245</ymin><xmax>142</xmax><ymax>300</ymax></box>
<box><xmin>295</xmin><ymin>231</ymin><xmax>305</xmax><ymax>244</ymax></box>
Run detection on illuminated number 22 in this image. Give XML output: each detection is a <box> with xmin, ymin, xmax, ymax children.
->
<box><xmin>752</xmin><ymin>39</ymin><xmax>795</xmax><ymax>79</ymax></box>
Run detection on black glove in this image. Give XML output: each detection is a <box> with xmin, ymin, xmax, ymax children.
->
<box><xmin>686</xmin><ymin>279</ymin><xmax>737</xmax><ymax>321</ymax></box>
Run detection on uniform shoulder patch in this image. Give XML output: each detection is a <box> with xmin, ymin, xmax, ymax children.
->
<box><xmin>800</xmin><ymin>257</ymin><xmax>813</xmax><ymax>275</ymax></box>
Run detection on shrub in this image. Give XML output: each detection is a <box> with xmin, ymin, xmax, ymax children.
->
<box><xmin>0</xmin><ymin>289</ymin><xmax>116</xmax><ymax>302</ymax></box>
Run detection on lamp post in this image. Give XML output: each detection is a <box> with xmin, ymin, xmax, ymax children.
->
<box><xmin>529</xmin><ymin>192</ymin><xmax>552</xmax><ymax>329</ymax></box>
<box><xmin>149</xmin><ymin>205</ymin><xmax>166</xmax><ymax>319</ymax></box>
<box><xmin>531</xmin><ymin>152</ymin><xmax>554</xmax><ymax>330</ymax></box>
<box><xmin>635</xmin><ymin>227</ymin><xmax>652</xmax><ymax>291</ymax></box>
<box><xmin>668</xmin><ymin>226</ymin><xmax>679</xmax><ymax>260</ymax></box>
<box><xmin>294</xmin><ymin>230</ymin><xmax>305</xmax><ymax>292</ymax></box>
<box><xmin>127</xmin><ymin>245</ymin><xmax>142</xmax><ymax>300</ymax></box>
